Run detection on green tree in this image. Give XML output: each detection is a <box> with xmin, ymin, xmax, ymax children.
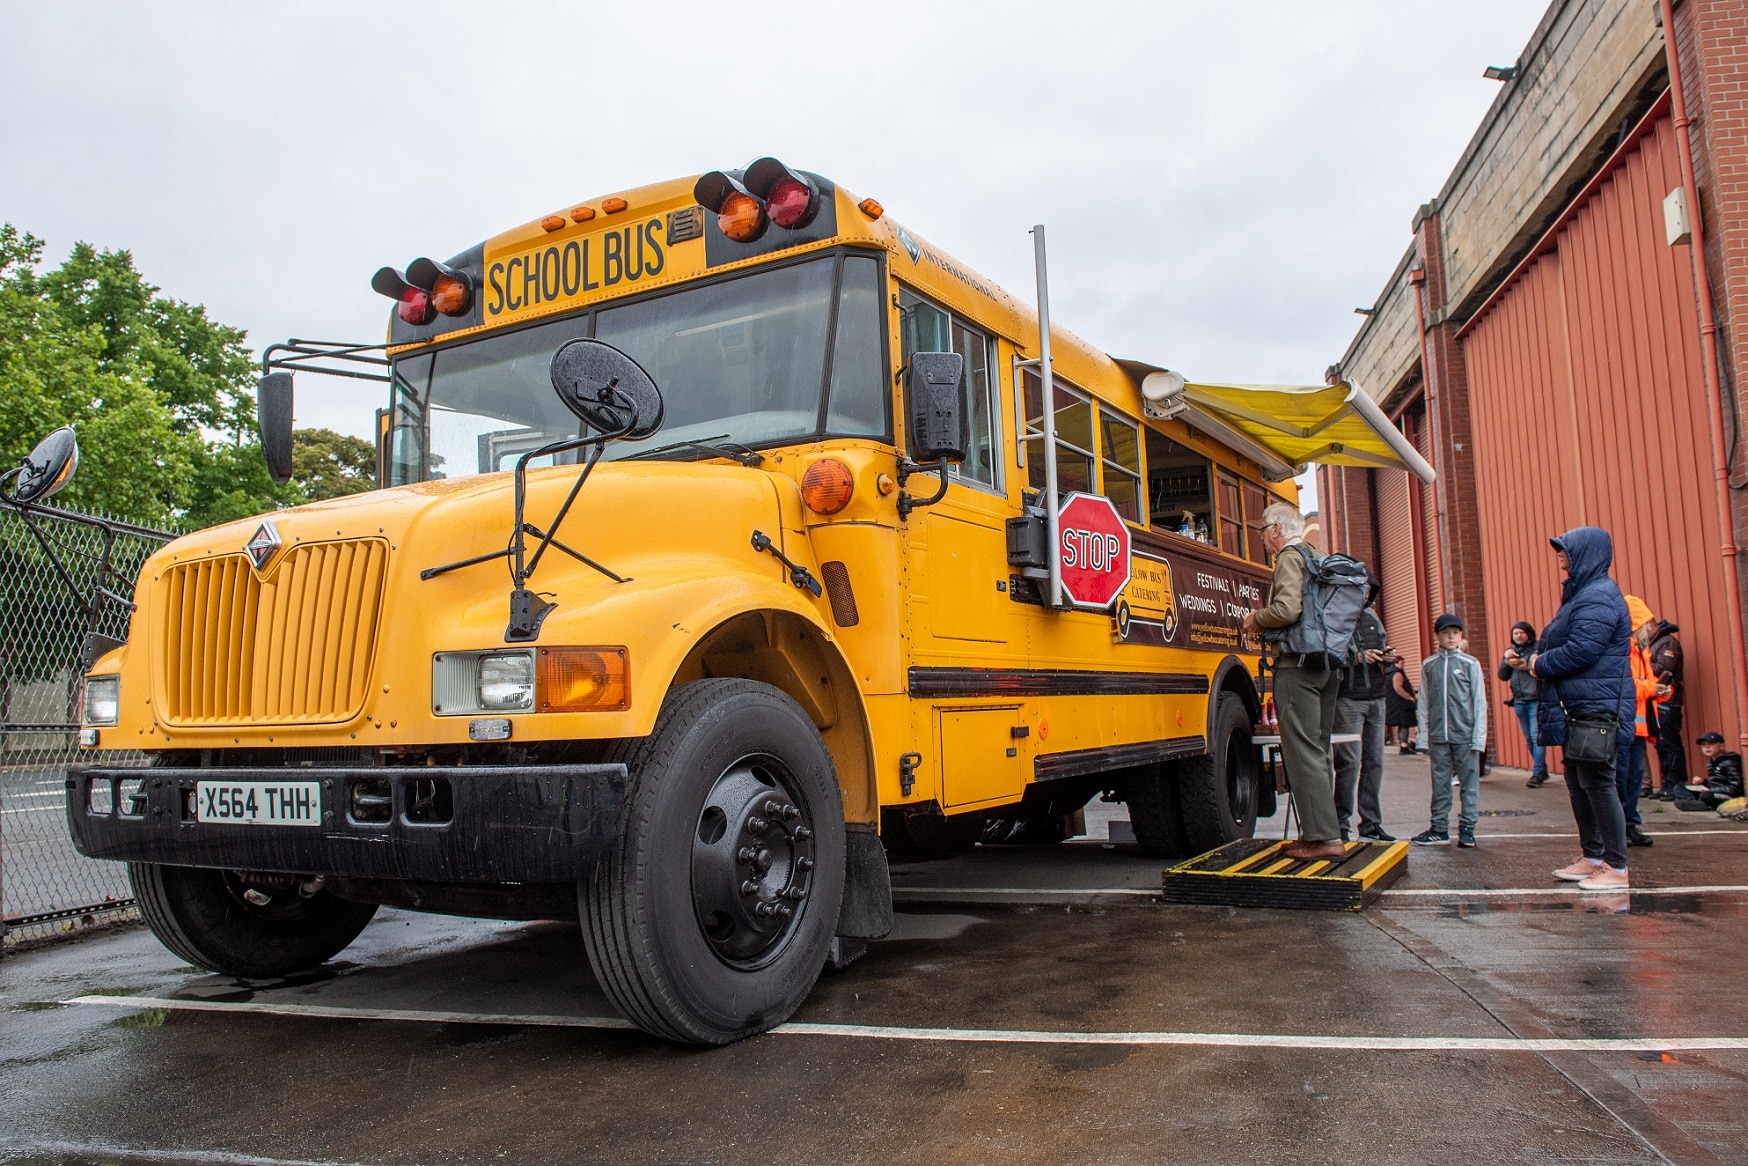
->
<box><xmin>0</xmin><ymin>223</ymin><xmax>373</xmax><ymax>528</ymax></box>
<box><xmin>291</xmin><ymin>428</ymin><xmax>377</xmax><ymax>502</ymax></box>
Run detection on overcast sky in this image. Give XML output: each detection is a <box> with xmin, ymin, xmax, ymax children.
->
<box><xmin>3</xmin><ymin>0</ymin><xmax>1546</xmax><ymax>507</ymax></box>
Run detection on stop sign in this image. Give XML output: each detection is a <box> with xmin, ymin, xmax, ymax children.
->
<box><xmin>1057</xmin><ymin>492</ymin><xmax>1131</xmax><ymax>609</ymax></box>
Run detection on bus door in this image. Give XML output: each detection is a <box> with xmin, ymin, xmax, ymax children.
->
<box><xmin>897</xmin><ymin>287</ymin><xmax>1026</xmax><ymax>811</ymax></box>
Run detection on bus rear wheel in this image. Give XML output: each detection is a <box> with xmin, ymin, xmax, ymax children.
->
<box><xmin>581</xmin><ymin>679</ymin><xmax>846</xmax><ymax>1045</ymax></box>
<box><xmin>128</xmin><ymin>863</ymin><xmax>378</xmax><ymax>978</ymax></box>
<box><xmin>1177</xmin><ymin>692</ymin><xmax>1260</xmax><ymax>852</ymax></box>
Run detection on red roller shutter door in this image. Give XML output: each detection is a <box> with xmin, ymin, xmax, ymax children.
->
<box><xmin>1459</xmin><ymin>105</ymin><xmax>1738</xmax><ymax>767</ymax></box>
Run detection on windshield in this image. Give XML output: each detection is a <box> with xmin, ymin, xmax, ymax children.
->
<box><xmin>387</xmin><ymin>252</ymin><xmax>888</xmax><ymax>484</ymax></box>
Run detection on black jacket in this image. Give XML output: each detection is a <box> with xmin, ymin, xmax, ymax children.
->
<box><xmin>1650</xmin><ymin>621</ymin><xmax>1683</xmax><ymax>709</ymax></box>
<box><xmin>1497</xmin><ymin>626</ymin><xmax>1539</xmax><ymax>705</ymax></box>
<box><xmin>1705</xmin><ymin>750</ymin><xmax>1744</xmax><ymax>801</ymax></box>
<box><xmin>1340</xmin><ymin>610</ymin><xmax>1389</xmax><ymax>700</ymax></box>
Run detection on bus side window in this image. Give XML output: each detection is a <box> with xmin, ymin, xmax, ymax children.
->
<box><xmin>1100</xmin><ymin>408</ymin><xmax>1142</xmax><ymax>522</ymax></box>
<box><xmin>1018</xmin><ymin>367</ymin><xmax>1094</xmax><ymax>497</ymax></box>
<box><xmin>1145</xmin><ymin>428</ymin><xmax>1214</xmax><ymax>541</ymax></box>
<box><xmin>1217</xmin><ymin>471</ymin><xmax>1244</xmax><ymax>556</ymax></box>
<box><xmin>898</xmin><ymin>287</ymin><xmax>999</xmax><ymax>488</ymax></box>
<box><xmin>1242</xmin><ymin>481</ymin><xmax>1270</xmax><ymax>565</ymax></box>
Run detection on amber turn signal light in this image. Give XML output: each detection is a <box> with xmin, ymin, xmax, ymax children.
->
<box><xmin>801</xmin><ymin>459</ymin><xmax>855</xmax><ymax>515</ymax></box>
<box><xmin>694</xmin><ymin>171</ymin><xmax>768</xmax><ymax>243</ymax></box>
<box><xmin>538</xmin><ymin>647</ymin><xmax>629</xmax><ymax>712</ymax></box>
<box><xmin>406</xmin><ymin>257</ymin><xmax>474</xmax><ymax>318</ymax></box>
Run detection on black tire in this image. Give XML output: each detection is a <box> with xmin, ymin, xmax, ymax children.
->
<box><xmin>1119</xmin><ymin>765</ymin><xmax>1192</xmax><ymax>859</ymax></box>
<box><xmin>581</xmin><ymin>679</ymin><xmax>846</xmax><ymax>1045</ymax></box>
<box><xmin>1177</xmin><ymin>692</ymin><xmax>1261</xmax><ymax>852</ymax></box>
<box><xmin>128</xmin><ymin>863</ymin><xmax>377</xmax><ymax>978</ymax></box>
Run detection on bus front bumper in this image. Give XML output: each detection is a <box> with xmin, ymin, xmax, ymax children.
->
<box><xmin>65</xmin><ymin>764</ymin><xmax>627</xmax><ymax>883</ymax></box>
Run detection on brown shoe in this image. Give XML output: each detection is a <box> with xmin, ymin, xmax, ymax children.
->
<box><xmin>1284</xmin><ymin>839</ymin><xmax>1347</xmax><ymax>861</ymax></box>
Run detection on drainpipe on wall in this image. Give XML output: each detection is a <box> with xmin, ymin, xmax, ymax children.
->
<box><xmin>1659</xmin><ymin>0</ymin><xmax>1748</xmax><ymax>750</ymax></box>
<box><xmin>1408</xmin><ymin>261</ymin><xmax>1453</xmax><ymax>615</ymax></box>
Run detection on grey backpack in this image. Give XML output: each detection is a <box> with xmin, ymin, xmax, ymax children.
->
<box><xmin>1264</xmin><ymin>545</ymin><xmax>1372</xmax><ymax>664</ymax></box>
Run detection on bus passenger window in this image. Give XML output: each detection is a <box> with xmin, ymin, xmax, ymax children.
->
<box><xmin>1145</xmin><ymin>428</ymin><xmax>1214</xmax><ymax>541</ymax></box>
<box><xmin>1019</xmin><ymin>368</ymin><xmax>1094</xmax><ymax>498</ymax></box>
<box><xmin>1217</xmin><ymin>471</ymin><xmax>1244</xmax><ymax>556</ymax></box>
<box><xmin>1242</xmin><ymin>481</ymin><xmax>1270</xmax><ymax>565</ymax></box>
<box><xmin>899</xmin><ymin>287</ymin><xmax>999</xmax><ymax>488</ymax></box>
<box><xmin>1100</xmin><ymin>409</ymin><xmax>1142</xmax><ymax>522</ymax></box>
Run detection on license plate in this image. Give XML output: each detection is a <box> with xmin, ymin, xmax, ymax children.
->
<box><xmin>196</xmin><ymin>781</ymin><xmax>321</xmax><ymax>827</ymax></box>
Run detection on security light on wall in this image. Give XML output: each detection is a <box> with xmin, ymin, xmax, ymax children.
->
<box><xmin>1483</xmin><ymin>64</ymin><xmax>1519</xmax><ymax>82</ymax></box>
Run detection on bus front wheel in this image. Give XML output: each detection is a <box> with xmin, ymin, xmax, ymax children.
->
<box><xmin>581</xmin><ymin>679</ymin><xmax>846</xmax><ymax>1045</ymax></box>
<box><xmin>128</xmin><ymin>863</ymin><xmax>377</xmax><ymax>978</ymax></box>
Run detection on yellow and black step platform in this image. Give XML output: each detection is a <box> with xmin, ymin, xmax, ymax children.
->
<box><xmin>1160</xmin><ymin>837</ymin><xmax>1409</xmax><ymax>911</ymax></box>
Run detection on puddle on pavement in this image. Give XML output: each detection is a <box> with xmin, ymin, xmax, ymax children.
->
<box><xmin>1437</xmin><ymin>892</ymin><xmax>1748</xmax><ymax>917</ymax></box>
<box><xmin>107</xmin><ymin>1009</ymin><xmax>168</xmax><ymax>1030</ymax></box>
<box><xmin>877</xmin><ymin>912</ymin><xmax>986</xmax><ymax>942</ymax></box>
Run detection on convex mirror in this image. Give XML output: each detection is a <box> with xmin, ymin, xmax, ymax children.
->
<box><xmin>258</xmin><ymin>371</ymin><xmax>295</xmax><ymax>483</ymax></box>
<box><xmin>550</xmin><ymin>338</ymin><xmax>665</xmax><ymax>440</ymax></box>
<box><xmin>8</xmin><ymin>426</ymin><xmax>80</xmax><ymax>503</ymax></box>
<box><xmin>907</xmin><ymin>351</ymin><xmax>968</xmax><ymax>463</ymax></box>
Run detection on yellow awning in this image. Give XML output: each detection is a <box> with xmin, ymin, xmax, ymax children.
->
<box><xmin>1181</xmin><ymin>380</ymin><xmax>1435</xmax><ymax>483</ymax></box>
<box><xmin>1113</xmin><ymin>361</ymin><xmax>1436</xmax><ymax>484</ymax></box>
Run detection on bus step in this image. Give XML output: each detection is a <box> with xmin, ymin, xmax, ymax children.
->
<box><xmin>1160</xmin><ymin>837</ymin><xmax>1408</xmax><ymax>911</ymax></box>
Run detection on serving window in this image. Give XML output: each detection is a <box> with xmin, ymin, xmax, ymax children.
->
<box><xmin>1146</xmin><ymin>429</ymin><xmax>1215</xmax><ymax>543</ymax></box>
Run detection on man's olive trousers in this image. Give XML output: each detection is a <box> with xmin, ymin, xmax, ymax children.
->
<box><xmin>1273</xmin><ymin>662</ymin><xmax>1343</xmax><ymax>843</ymax></box>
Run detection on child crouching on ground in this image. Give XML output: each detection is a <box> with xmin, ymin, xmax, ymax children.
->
<box><xmin>1685</xmin><ymin>732</ymin><xmax>1745</xmax><ymax>809</ymax></box>
<box><xmin>1414</xmin><ymin>613</ymin><xmax>1488</xmax><ymax>848</ymax></box>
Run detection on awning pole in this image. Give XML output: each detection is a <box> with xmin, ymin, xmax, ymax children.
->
<box><xmin>1032</xmin><ymin>225</ymin><xmax>1063</xmax><ymax>610</ymax></box>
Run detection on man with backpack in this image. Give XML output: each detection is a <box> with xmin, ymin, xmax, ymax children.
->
<box><xmin>1241</xmin><ymin>501</ymin><xmax>1369</xmax><ymax>861</ymax></box>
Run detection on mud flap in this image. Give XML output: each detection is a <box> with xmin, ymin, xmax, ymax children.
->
<box><xmin>835</xmin><ymin>824</ymin><xmax>893</xmax><ymax>939</ymax></box>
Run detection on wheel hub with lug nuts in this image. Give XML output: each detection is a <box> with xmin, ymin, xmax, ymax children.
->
<box><xmin>691</xmin><ymin>758</ymin><xmax>815</xmax><ymax>965</ymax></box>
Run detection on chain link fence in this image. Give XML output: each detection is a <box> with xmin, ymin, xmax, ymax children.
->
<box><xmin>1</xmin><ymin>501</ymin><xmax>174</xmax><ymax>949</ymax></box>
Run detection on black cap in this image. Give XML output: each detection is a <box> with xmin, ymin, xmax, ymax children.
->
<box><xmin>1697</xmin><ymin>731</ymin><xmax>1726</xmax><ymax>745</ymax></box>
<box><xmin>1433</xmin><ymin>613</ymin><xmax>1464</xmax><ymax>633</ymax></box>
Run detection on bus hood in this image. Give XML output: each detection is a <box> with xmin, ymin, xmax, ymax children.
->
<box><xmin>119</xmin><ymin>461</ymin><xmax>806</xmax><ymax>734</ymax></box>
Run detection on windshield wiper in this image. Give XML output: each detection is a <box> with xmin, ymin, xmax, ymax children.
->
<box><xmin>622</xmin><ymin>434</ymin><xmax>764</xmax><ymax>466</ymax></box>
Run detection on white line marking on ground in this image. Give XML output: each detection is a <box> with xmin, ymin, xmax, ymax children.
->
<box><xmin>1379</xmin><ymin>884</ymin><xmax>1748</xmax><ymax>899</ymax></box>
<box><xmin>1474</xmin><ymin>829</ymin><xmax>1745</xmax><ymax>839</ymax></box>
<box><xmin>891</xmin><ymin>884</ymin><xmax>1748</xmax><ymax>901</ymax></box>
<box><xmin>0</xmin><ymin>1139</ymin><xmax>367</xmax><ymax>1166</ymax></box>
<box><xmin>60</xmin><ymin>995</ymin><xmax>1748</xmax><ymax>1052</ymax></box>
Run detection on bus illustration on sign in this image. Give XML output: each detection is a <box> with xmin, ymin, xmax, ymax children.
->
<box><xmin>34</xmin><ymin>156</ymin><xmax>1433</xmax><ymax>1045</ymax></box>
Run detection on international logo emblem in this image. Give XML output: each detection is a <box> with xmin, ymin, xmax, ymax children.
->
<box><xmin>244</xmin><ymin>520</ymin><xmax>281</xmax><ymax>570</ymax></box>
<box><xmin>897</xmin><ymin>227</ymin><xmax>921</xmax><ymax>265</ymax></box>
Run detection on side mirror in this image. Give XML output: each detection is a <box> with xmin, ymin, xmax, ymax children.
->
<box><xmin>550</xmin><ymin>338</ymin><xmax>665</xmax><ymax>440</ymax></box>
<box><xmin>258</xmin><ymin>372</ymin><xmax>295</xmax><ymax>483</ymax></box>
<box><xmin>907</xmin><ymin>351</ymin><xmax>968</xmax><ymax>463</ymax></box>
<box><xmin>6</xmin><ymin>426</ymin><xmax>80</xmax><ymax>504</ymax></box>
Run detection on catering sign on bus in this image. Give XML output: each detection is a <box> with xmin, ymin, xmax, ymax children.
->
<box><xmin>1058</xmin><ymin>492</ymin><xmax>1131</xmax><ymax>609</ymax></box>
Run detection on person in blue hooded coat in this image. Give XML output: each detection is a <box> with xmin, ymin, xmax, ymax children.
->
<box><xmin>1530</xmin><ymin>526</ymin><xmax>1634</xmax><ymax>890</ymax></box>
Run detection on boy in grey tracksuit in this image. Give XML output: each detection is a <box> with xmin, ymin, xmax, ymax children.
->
<box><xmin>1414</xmin><ymin>613</ymin><xmax>1489</xmax><ymax>847</ymax></box>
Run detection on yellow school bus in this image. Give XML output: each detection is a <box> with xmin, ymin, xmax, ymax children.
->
<box><xmin>55</xmin><ymin>158</ymin><xmax>1429</xmax><ymax>1044</ymax></box>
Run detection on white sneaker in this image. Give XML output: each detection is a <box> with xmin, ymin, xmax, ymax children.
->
<box><xmin>1553</xmin><ymin>857</ymin><xmax>1603</xmax><ymax>882</ymax></box>
<box><xmin>1578</xmin><ymin>867</ymin><xmax>1630</xmax><ymax>892</ymax></box>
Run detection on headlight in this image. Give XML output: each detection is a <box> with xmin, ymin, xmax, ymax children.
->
<box><xmin>478</xmin><ymin>653</ymin><xmax>535</xmax><ymax>710</ymax></box>
<box><xmin>84</xmin><ymin>675</ymin><xmax>120</xmax><ymax>726</ymax></box>
<box><xmin>433</xmin><ymin>650</ymin><xmax>536</xmax><ymax>715</ymax></box>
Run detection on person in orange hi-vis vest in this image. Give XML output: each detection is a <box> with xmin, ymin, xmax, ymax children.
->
<box><xmin>1620</xmin><ymin>595</ymin><xmax>1662</xmax><ymax>848</ymax></box>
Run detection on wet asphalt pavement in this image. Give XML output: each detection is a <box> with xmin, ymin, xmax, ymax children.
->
<box><xmin>4</xmin><ymin>752</ymin><xmax>1747</xmax><ymax>1166</ymax></box>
